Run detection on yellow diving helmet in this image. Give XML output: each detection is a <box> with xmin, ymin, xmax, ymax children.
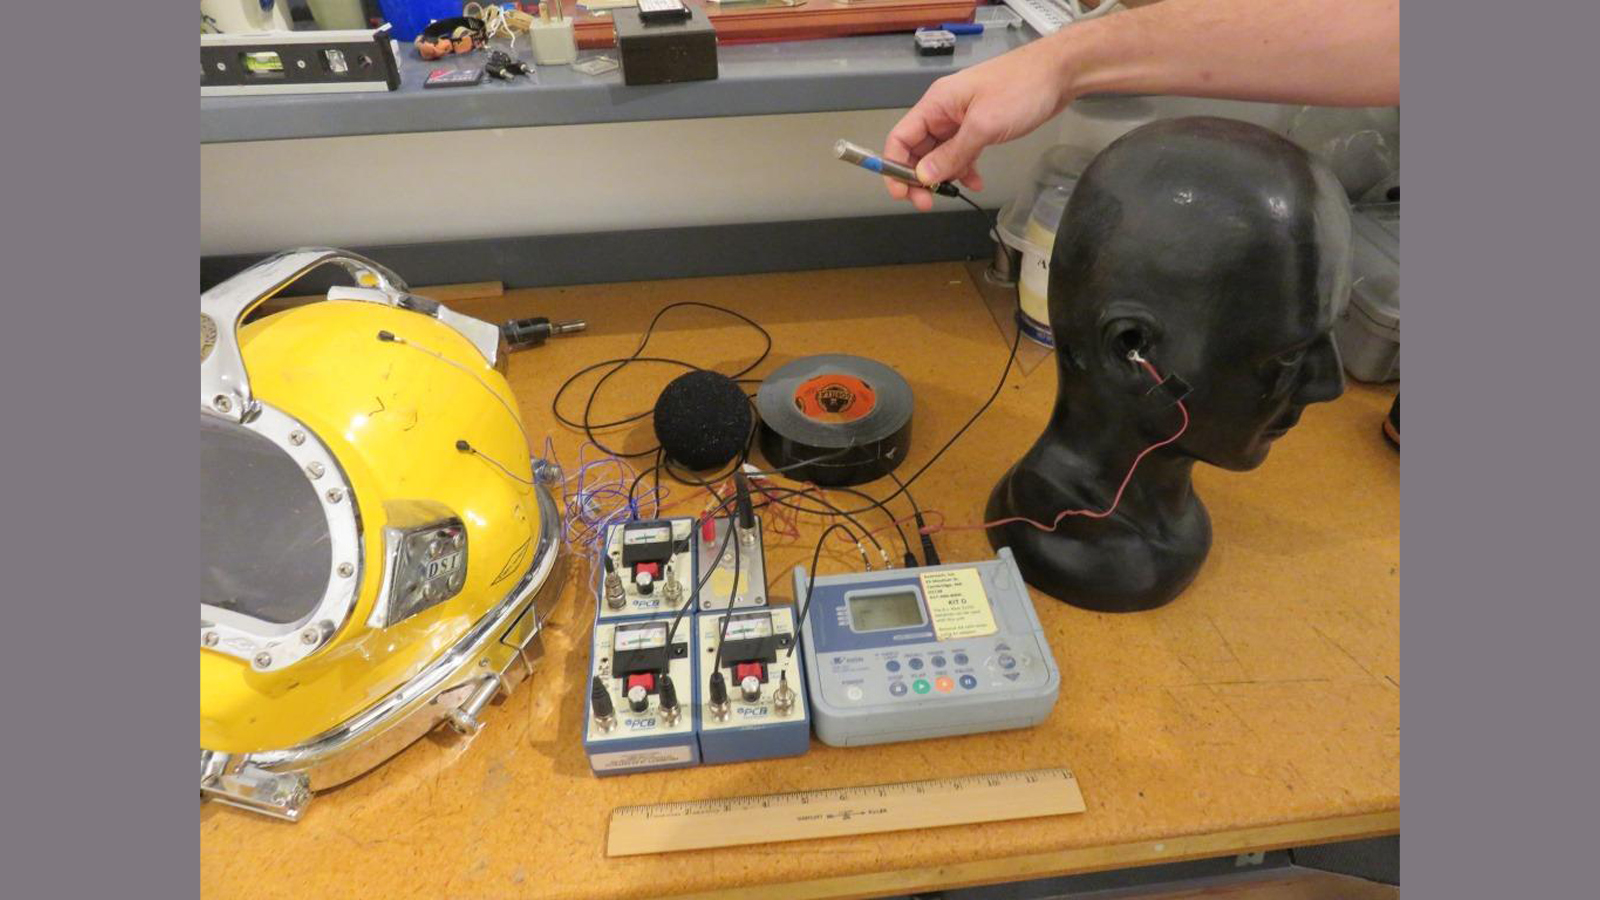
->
<box><xmin>200</xmin><ymin>248</ymin><xmax>564</xmax><ymax>821</ymax></box>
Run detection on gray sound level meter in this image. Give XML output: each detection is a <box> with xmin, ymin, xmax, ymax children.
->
<box><xmin>795</xmin><ymin>547</ymin><xmax>1060</xmax><ymax>746</ymax></box>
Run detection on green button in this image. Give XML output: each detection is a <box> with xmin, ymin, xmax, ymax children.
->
<box><xmin>912</xmin><ymin>679</ymin><xmax>931</xmax><ymax>694</ymax></box>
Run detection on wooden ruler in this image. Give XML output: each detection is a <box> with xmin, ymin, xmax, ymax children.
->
<box><xmin>606</xmin><ymin>767</ymin><xmax>1085</xmax><ymax>857</ymax></box>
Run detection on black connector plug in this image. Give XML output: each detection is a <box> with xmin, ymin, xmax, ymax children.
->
<box><xmin>915</xmin><ymin>511</ymin><xmax>941</xmax><ymax>566</ymax></box>
<box><xmin>502</xmin><ymin>316</ymin><xmax>587</xmax><ymax>351</ymax></box>
<box><xmin>708</xmin><ymin>670</ymin><xmax>728</xmax><ymax>707</ymax></box>
<box><xmin>734</xmin><ymin>472</ymin><xmax>756</xmax><ymax>532</ymax></box>
<box><xmin>658</xmin><ymin>674</ymin><xmax>678</xmax><ymax>711</ymax></box>
<box><xmin>590</xmin><ymin>676</ymin><xmax>615</xmax><ymax>720</ymax></box>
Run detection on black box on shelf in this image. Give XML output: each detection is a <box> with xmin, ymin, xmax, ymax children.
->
<box><xmin>613</xmin><ymin>7</ymin><xmax>718</xmax><ymax>86</ymax></box>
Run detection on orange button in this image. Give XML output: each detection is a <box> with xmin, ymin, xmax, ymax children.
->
<box><xmin>934</xmin><ymin>677</ymin><xmax>954</xmax><ymax>693</ymax></box>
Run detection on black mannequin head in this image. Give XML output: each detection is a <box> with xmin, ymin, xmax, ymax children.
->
<box><xmin>1050</xmin><ymin>116</ymin><xmax>1351</xmax><ymax>470</ymax></box>
<box><xmin>988</xmin><ymin>116</ymin><xmax>1353</xmax><ymax>611</ymax></box>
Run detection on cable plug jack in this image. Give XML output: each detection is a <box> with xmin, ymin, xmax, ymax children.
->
<box><xmin>502</xmin><ymin>316</ymin><xmax>587</xmax><ymax>351</ymax></box>
<box><xmin>590</xmin><ymin>676</ymin><xmax>616</xmax><ymax>732</ymax></box>
<box><xmin>602</xmin><ymin>556</ymin><xmax>626</xmax><ymax>610</ymax></box>
<box><xmin>915</xmin><ymin>511</ymin><xmax>941</xmax><ymax>566</ymax></box>
<box><xmin>657</xmin><ymin>674</ymin><xmax>680</xmax><ymax>726</ymax></box>
<box><xmin>856</xmin><ymin>542</ymin><xmax>873</xmax><ymax>571</ymax></box>
<box><xmin>708</xmin><ymin>671</ymin><xmax>731</xmax><ymax>722</ymax></box>
<box><xmin>773</xmin><ymin>671</ymin><xmax>796</xmax><ymax>717</ymax></box>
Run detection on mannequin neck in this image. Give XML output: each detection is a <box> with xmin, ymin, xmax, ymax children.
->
<box><xmin>1041</xmin><ymin>383</ymin><xmax>1197</xmax><ymax>524</ymax></box>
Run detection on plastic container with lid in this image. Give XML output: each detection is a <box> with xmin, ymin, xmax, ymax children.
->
<box><xmin>1334</xmin><ymin>202</ymin><xmax>1400</xmax><ymax>382</ymax></box>
<box><xmin>994</xmin><ymin>145</ymin><xmax>1099</xmax><ymax>347</ymax></box>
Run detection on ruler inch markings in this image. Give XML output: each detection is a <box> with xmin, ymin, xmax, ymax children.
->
<box><xmin>606</xmin><ymin>767</ymin><xmax>1085</xmax><ymax>856</ymax></box>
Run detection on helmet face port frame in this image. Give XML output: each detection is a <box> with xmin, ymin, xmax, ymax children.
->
<box><xmin>200</xmin><ymin>405</ymin><xmax>362</xmax><ymax>672</ymax></box>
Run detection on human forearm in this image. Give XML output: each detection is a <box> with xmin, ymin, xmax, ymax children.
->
<box><xmin>1057</xmin><ymin>0</ymin><xmax>1400</xmax><ymax>107</ymax></box>
<box><xmin>884</xmin><ymin>0</ymin><xmax>1399</xmax><ymax>209</ymax></box>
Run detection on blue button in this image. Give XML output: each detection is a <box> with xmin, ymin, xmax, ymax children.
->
<box><xmin>930</xmin><ymin>654</ymin><xmax>947</xmax><ymax>668</ymax></box>
<box><xmin>998</xmin><ymin>654</ymin><xmax>1017</xmax><ymax>670</ymax></box>
<box><xmin>907</xmin><ymin>657</ymin><xmax>924</xmax><ymax>671</ymax></box>
<box><xmin>959</xmin><ymin>674</ymin><xmax>978</xmax><ymax>690</ymax></box>
<box><xmin>889</xmin><ymin>681</ymin><xmax>908</xmax><ymax>697</ymax></box>
<box><xmin>953</xmin><ymin>653</ymin><xmax>969</xmax><ymax>666</ymax></box>
<box><xmin>885</xmin><ymin>660</ymin><xmax>901</xmax><ymax>673</ymax></box>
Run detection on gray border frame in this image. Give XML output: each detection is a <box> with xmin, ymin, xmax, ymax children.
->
<box><xmin>1396</xmin><ymin>2</ymin><xmax>1600</xmax><ymax>897</ymax></box>
<box><xmin>7</xmin><ymin>3</ymin><xmax>195</xmax><ymax>898</ymax></box>
<box><xmin>13</xmin><ymin>2</ymin><xmax>1600</xmax><ymax>897</ymax></box>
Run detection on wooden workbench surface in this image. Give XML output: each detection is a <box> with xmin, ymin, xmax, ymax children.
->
<box><xmin>199</xmin><ymin>263</ymin><xmax>1399</xmax><ymax>900</ymax></box>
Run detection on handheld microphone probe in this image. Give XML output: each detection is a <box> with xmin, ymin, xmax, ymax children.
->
<box><xmin>833</xmin><ymin>139</ymin><xmax>960</xmax><ymax>197</ymax></box>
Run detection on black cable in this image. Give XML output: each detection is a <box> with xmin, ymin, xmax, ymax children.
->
<box><xmin>952</xmin><ymin>187</ymin><xmax>1003</xmax><ymax>246</ymax></box>
<box><xmin>663</xmin><ymin>492</ymin><xmax>742</xmax><ymax>645</ymax></box>
<box><xmin>626</xmin><ymin>450</ymin><xmax>661</xmax><ymax>516</ymax></box>
<box><xmin>761</xmin><ymin>483</ymin><xmax>907</xmax><ymax>559</ymax></box>
<box><xmin>551</xmin><ymin>301</ymin><xmax>772</xmax><ymax>458</ymax></box>
<box><xmin>651</xmin><ymin>447</ymin><xmax>663</xmax><ymax>516</ymax></box>
<box><xmin>592</xmin><ymin>206</ymin><xmax>1013</xmax><ymax>544</ymax></box>
<box><xmin>735</xmin><ymin>191</ymin><xmax>1018</xmax><ymax>521</ymax></box>
<box><xmin>828</xmin><ymin>484</ymin><xmax>912</xmax><ymax>558</ymax></box>
<box><xmin>738</xmin><ymin>442</ymin><xmax>858</xmax><ymax>478</ymax></box>
<box><xmin>552</xmin><ymin>357</ymin><xmax>696</xmax><ymax>459</ymax></box>
<box><xmin>890</xmin><ymin>469</ymin><xmax>940</xmax><ymax>567</ymax></box>
<box><xmin>711</xmin><ymin>518</ymin><xmax>742</xmax><ymax>675</ymax></box>
<box><xmin>642</xmin><ymin>395</ymin><xmax>762</xmax><ymax>509</ymax></box>
<box><xmin>789</xmin><ymin>317</ymin><xmax>1021</xmax><ymax>520</ymax></box>
<box><xmin>749</xmin><ymin>484</ymin><xmax>885</xmax><ymax>554</ymax></box>
<box><xmin>786</xmin><ymin>523</ymin><xmax>859</xmax><ymax>661</ymax></box>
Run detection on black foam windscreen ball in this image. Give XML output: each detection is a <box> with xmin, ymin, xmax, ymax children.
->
<box><xmin>653</xmin><ymin>370</ymin><xmax>753</xmax><ymax>471</ymax></box>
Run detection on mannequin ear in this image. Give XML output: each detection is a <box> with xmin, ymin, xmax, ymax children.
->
<box><xmin>1098</xmin><ymin>312</ymin><xmax>1161</xmax><ymax>383</ymax></box>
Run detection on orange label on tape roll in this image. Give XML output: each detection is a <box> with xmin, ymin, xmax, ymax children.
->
<box><xmin>793</xmin><ymin>373</ymin><xmax>876</xmax><ymax>423</ymax></box>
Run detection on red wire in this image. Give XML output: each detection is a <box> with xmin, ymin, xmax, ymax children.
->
<box><xmin>937</xmin><ymin>358</ymin><xmax>1190</xmax><ymax>534</ymax></box>
<box><xmin>654</xmin><ymin>358</ymin><xmax>1185</xmax><ymax>541</ymax></box>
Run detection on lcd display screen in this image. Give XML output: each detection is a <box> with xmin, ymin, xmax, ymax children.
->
<box><xmin>846</xmin><ymin>590</ymin><xmax>925</xmax><ymax>632</ymax></box>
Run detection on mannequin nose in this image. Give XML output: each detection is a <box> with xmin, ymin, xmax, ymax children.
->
<box><xmin>1293</xmin><ymin>337</ymin><xmax>1345</xmax><ymax>405</ymax></box>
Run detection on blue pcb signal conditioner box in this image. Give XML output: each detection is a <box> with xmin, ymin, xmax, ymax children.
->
<box><xmin>795</xmin><ymin>547</ymin><xmax>1060</xmax><ymax>747</ymax></box>
<box><xmin>583</xmin><ymin>616</ymin><xmax>700</xmax><ymax>775</ymax></box>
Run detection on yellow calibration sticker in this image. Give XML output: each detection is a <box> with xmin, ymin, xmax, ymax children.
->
<box><xmin>919</xmin><ymin>568</ymin><xmax>998</xmax><ymax>641</ymax></box>
<box><xmin>708</xmin><ymin>567</ymin><xmax>750</xmax><ymax>599</ymax></box>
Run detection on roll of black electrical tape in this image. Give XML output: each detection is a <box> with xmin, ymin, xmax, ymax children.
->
<box><xmin>756</xmin><ymin>354</ymin><xmax>913</xmax><ymax>487</ymax></box>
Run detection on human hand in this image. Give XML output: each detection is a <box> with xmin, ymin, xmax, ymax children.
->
<box><xmin>884</xmin><ymin>37</ymin><xmax>1077</xmax><ymax>210</ymax></box>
